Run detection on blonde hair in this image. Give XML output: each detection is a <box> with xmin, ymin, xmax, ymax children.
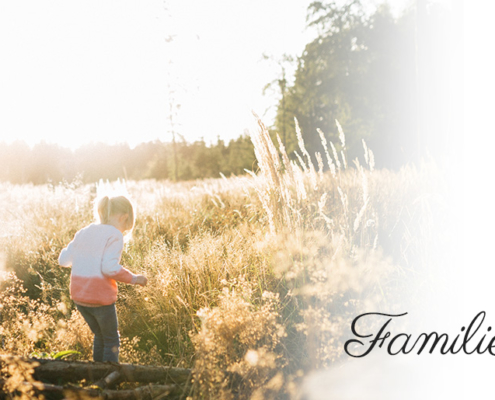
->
<box><xmin>95</xmin><ymin>195</ymin><xmax>135</xmax><ymax>235</ymax></box>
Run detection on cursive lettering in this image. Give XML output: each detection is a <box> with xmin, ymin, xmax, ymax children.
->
<box><xmin>344</xmin><ymin>311</ymin><xmax>494</xmax><ymax>357</ymax></box>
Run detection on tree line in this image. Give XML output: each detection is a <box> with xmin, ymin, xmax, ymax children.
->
<box><xmin>0</xmin><ymin>137</ymin><xmax>256</xmax><ymax>184</ymax></box>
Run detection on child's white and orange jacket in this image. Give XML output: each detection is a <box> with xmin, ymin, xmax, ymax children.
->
<box><xmin>58</xmin><ymin>223</ymin><xmax>138</xmax><ymax>306</ymax></box>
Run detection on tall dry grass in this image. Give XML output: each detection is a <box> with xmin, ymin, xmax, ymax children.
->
<box><xmin>0</xmin><ymin>117</ymin><xmax>453</xmax><ymax>398</ymax></box>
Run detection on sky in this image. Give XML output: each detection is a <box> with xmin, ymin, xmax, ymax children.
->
<box><xmin>0</xmin><ymin>0</ymin><xmax>410</xmax><ymax>149</ymax></box>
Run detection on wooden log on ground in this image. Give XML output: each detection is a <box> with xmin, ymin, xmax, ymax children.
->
<box><xmin>101</xmin><ymin>384</ymin><xmax>182</xmax><ymax>400</ymax></box>
<box><xmin>1</xmin><ymin>379</ymin><xmax>183</xmax><ymax>400</ymax></box>
<box><xmin>0</xmin><ymin>356</ymin><xmax>191</xmax><ymax>385</ymax></box>
<box><xmin>94</xmin><ymin>371</ymin><xmax>122</xmax><ymax>390</ymax></box>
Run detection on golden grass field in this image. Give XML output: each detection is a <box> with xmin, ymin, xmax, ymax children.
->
<box><xmin>0</xmin><ymin>120</ymin><xmax>454</xmax><ymax>399</ymax></box>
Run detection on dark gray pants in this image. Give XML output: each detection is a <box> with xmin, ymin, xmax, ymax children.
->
<box><xmin>76</xmin><ymin>303</ymin><xmax>120</xmax><ymax>362</ymax></box>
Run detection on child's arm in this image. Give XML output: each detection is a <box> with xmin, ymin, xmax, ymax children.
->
<box><xmin>133</xmin><ymin>275</ymin><xmax>148</xmax><ymax>286</ymax></box>
<box><xmin>101</xmin><ymin>235</ymin><xmax>146</xmax><ymax>285</ymax></box>
<box><xmin>58</xmin><ymin>232</ymin><xmax>80</xmax><ymax>267</ymax></box>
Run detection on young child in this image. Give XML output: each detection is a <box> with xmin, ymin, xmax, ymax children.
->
<box><xmin>58</xmin><ymin>195</ymin><xmax>147</xmax><ymax>363</ymax></box>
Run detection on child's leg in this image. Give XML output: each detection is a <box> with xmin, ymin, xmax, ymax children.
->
<box><xmin>91</xmin><ymin>304</ymin><xmax>120</xmax><ymax>363</ymax></box>
<box><xmin>75</xmin><ymin>305</ymin><xmax>104</xmax><ymax>362</ymax></box>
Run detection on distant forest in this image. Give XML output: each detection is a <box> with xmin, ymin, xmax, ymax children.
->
<box><xmin>0</xmin><ymin>137</ymin><xmax>256</xmax><ymax>184</ymax></box>
<box><xmin>0</xmin><ymin>0</ymin><xmax>459</xmax><ymax>185</ymax></box>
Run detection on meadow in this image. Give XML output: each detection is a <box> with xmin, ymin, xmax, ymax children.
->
<box><xmin>0</xmin><ymin>119</ymin><xmax>453</xmax><ymax>399</ymax></box>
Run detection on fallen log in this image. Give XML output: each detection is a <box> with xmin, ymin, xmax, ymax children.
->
<box><xmin>0</xmin><ymin>356</ymin><xmax>191</xmax><ymax>385</ymax></box>
<box><xmin>94</xmin><ymin>371</ymin><xmax>121</xmax><ymax>390</ymax></box>
<box><xmin>0</xmin><ymin>379</ymin><xmax>184</xmax><ymax>400</ymax></box>
<box><xmin>89</xmin><ymin>383</ymin><xmax>182</xmax><ymax>400</ymax></box>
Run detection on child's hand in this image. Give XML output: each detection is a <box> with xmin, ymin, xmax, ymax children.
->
<box><xmin>134</xmin><ymin>275</ymin><xmax>148</xmax><ymax>286</ymax></box>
